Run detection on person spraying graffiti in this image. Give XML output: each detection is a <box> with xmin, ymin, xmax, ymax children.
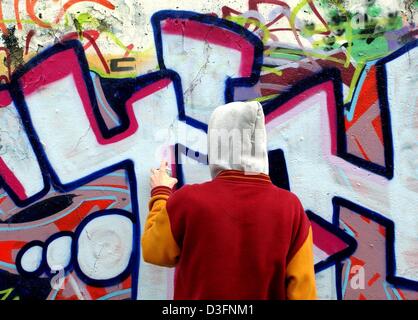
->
<box><xmin>142</xmin><ymin>101</ymin><xmax>316</xmax><ymax>300</ymax></box>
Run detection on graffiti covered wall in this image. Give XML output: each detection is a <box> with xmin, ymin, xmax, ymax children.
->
<box><xmin>0</xmin><ymin>0</ymin><xmax>416</xmax><ymax>300</ymax></box>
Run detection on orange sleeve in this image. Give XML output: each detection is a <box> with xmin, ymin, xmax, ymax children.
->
<box><xmin>285</xmin><ymin>226</ymin><xmax>317</xmax><ymax>300</ymax></box>
<box><xmin>141</xmin><ymin>187</ymin><xmax>180</xmax><ymax>267</ymax></box>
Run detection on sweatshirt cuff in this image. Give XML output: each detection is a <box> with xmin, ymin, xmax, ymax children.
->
<box><xmin>151</xmin><ymin>186</ymin><xmax>173</xmax><ymax>197</ymax></box>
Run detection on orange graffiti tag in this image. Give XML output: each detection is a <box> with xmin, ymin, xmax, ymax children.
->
<box><xmin>25</xmin><ymin>0</ymin><xmax>115</xmax><ymax>28</ymax></box>
<box><xmin>54</xmin><ymin>0</ymin><xmax>116</xmax><ymax>24</ymax></box>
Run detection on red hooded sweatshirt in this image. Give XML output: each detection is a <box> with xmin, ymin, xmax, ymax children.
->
<box><xmin>142</xmin><ymin>101</ymin><xmax>316</xmax><ymax>300</ymax></box>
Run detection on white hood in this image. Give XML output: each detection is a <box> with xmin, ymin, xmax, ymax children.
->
<box><xmin>207</xmin><ymin>101</ymin><xmax>269</xmax><ymax>178</ymax></box>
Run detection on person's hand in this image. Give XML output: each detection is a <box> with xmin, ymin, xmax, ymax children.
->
<box><xmin>150</xmin><ymin>160</ymin><xmax>178</xmax><ymax>189</ymax></box>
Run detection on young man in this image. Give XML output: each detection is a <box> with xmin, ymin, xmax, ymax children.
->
<box><xmin>142</xmin><ymin>101</ymin><xmax>316</xmax><ymax>299</ymax></box>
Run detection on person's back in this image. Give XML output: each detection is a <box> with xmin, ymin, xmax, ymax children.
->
<box><xmin>142</xmin><ymin>101</ymin><xmax>316</xmax><ymax>299</ymax></box>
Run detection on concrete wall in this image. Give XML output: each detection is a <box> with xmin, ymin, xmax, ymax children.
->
<box><xmin>0</xmin><ymin>0</ymin><xmax>416</xmax><ymax>300</ymax></box>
